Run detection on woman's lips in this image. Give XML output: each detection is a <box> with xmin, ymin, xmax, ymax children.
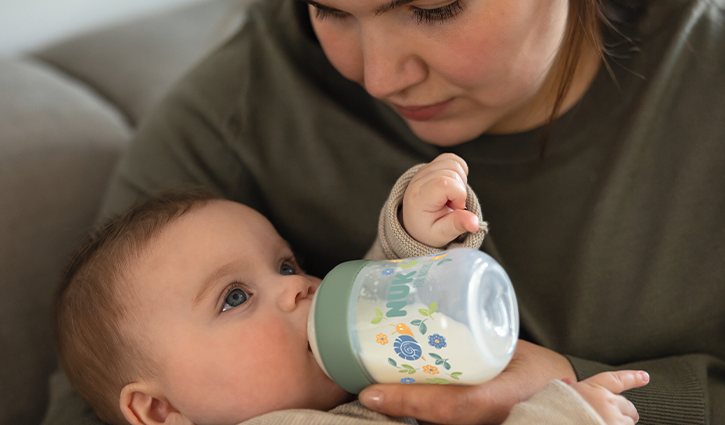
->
<box><xmin>393</xmin><ymin>98</ymin><xmax>454</xmax><ymax>121</ymax></box>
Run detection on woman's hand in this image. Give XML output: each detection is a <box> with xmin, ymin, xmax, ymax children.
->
<box><xmin>563</xmin><ymin>370</ymin><xmax>649</xmax><ymax>425</ymax></box>
<box><xmin>402</xmin><ymin>153</ymin><xmax>479</xmax><ymax>248</ymax></box>
<box><xmin>359</xmin><ymin>340</ymin><xmax>576</xmax><ymax>424</ymax></box>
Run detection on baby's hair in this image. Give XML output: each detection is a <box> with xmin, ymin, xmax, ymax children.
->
<box><xmin>53</xmin><ymin>187</ymin><xmax>222</xmax><ymax>424</ymax></box>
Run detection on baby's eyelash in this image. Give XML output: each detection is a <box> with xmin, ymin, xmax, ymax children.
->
<box><xmin>283</xmin><ymin>249</ymin><xmax>308</xmax><ymax>274</ymax></box>
<box><xmin>413</xmin><ymin>1</ymin><xmax>464</xmax><ymax>24</ymax></box>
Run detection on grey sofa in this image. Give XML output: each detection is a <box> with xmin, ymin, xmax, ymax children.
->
<box><xmin>0</xmin><ymin>1</ymin><xmax>246</xmax><ymax>423</ymax></box>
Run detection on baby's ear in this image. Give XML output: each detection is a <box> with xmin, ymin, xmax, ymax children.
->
<box><xmin>120</xmin><ymin>382</ymin><xmax>192</xmax><ymax>425</ymax></box>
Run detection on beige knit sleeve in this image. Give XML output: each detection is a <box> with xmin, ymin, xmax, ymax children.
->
<box><xmin>373</xmin><ymin>163</ymin><xmax>487</xmax><ymax>260</ymax></box>
<box><xmin>240</xmin><ymin>401</ymin><xmax>417</xmax><ymax>425</ymax></box>
<box><xmin>502</xmin><ymin>380</ymin><xmax>607</xmax><ymax>425</ymax></box>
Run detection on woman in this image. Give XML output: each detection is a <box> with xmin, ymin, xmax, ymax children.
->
<box><xmin>50</xmin><ymin>0</ymin><xmax>725</xmax><ymax>424</ymax></box>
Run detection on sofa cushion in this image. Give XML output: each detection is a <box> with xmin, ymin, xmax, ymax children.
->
<box><xmin>32</xmin><ymin>0</ymin><xmax>246</xmax><ymax>126</ymax></box>
<box><xmin>0</xmin><ymin>58</ymin><xmax>130</xmax><ymax>424</ymax></box>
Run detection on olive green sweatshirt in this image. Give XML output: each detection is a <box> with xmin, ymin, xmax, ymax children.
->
<box><xmin>49</xmin><ymin>0</ymin><xmax>724</xmax><ymax>424</ymax></box>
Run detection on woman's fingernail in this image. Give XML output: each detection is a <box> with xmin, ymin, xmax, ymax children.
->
<box><xmin>360</xmin><ymin>390</ymin><xmax>383</xmax><ymax>410</ymax></box>
<box><xmin>639</xmin><ymin>371</ymin><xmax>650</xmax><ymax>384</ymax></box>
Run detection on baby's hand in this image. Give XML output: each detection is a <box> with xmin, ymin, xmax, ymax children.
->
<box><xmin>562</xmin><ymin>370</ymin><xmax>650</xmax><ymax>425</ymax></box>
<box><xmin>402</xmin><ymin>153</ymin><xmax>479</xmax><ymax>247</ymax></box>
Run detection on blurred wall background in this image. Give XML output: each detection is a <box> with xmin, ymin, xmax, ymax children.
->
<box><xmin>0</xmin><ymin>0</ymin><xmax>207</xmax><ymax>57</ymax></box>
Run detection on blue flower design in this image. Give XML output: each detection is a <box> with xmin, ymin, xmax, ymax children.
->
<box><xmin>400</xmin><ymin>377</ymin><xmax>415</xmax><ymax>384</ymax></box>
<box><xmin>381</xmin><ymin>268</ymin><xmax>394</xmax><ymax>275</ymax></box>
<box><xmin>428</xmin><ymin>334</ymin><xmax>447</xmax><ymax>349</ymax></box>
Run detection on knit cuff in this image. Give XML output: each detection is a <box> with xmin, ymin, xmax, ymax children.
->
<box><xmin>377</xmin><ymin>164</ymin><xmax>487</xmax><ymax>260</ymax></box>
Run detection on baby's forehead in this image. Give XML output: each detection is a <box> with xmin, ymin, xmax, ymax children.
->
<box><xmin>144</xmin><ymin>199</ymin><xmax>265</xmax><ymax>242</ymax></box>
<box><xmin>127</xmin><ymin>198</ymin><xmax>282</xmax><ymax>285</ymax></box>
<box><xmin>183</xmin><ymin>199</ymin><xmax>267</xmax><ymax>226</ymax></box>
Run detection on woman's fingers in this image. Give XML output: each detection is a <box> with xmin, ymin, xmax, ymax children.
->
<box><xmin>359</xmin><ymin>340</ymin><xmax>577</xmax><ymax>424</ymax></box>
<box><xmin>359</xmin><ymin>382</ymin><xmax>501</xmax><ymax>425</ymax></box>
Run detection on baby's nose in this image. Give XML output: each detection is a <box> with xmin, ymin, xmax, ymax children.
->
<box><xmin>279</xmin><ymin>275</ymin><xmax>317</xmax><ymax>312</ymax></box>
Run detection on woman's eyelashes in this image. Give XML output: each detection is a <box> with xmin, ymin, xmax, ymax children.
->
<box><xmin>311</xmin><ymin>4</ymin><xmax>348</xmax><ymax>20</ymax></box>
<box><xmin>413</xmin><ymin>1</ymin><xmax>463</xmax><ymax>24</ymax></box>
<box><xmin>221</xmin><ymin>285</ymin><xmax>249</xmax><ymax>312</ymax></box>
<box><xmin>308</xmin><ymin>0</ymin><xmax>464</xmax><ymax>24</ymax></box>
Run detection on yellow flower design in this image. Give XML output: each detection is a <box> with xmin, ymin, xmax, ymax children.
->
<box><xmin>376</xmin><ymin>334</ymin><xmax>389</xmax><ymax>345</ymax></box>
<box><xmin>423</xmin><ymin>365</ymin><xmax>439</xmax><ymax>375</ymax></box>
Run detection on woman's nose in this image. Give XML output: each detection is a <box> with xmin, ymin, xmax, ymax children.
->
<box><xmin>360</xmin><ymin>25</ymin><xmax>427</xmax><ymax>99</ymax></box>
<box><xmin>277</xmin><ymin>275</ymin><xmax>319</xmax><ymax>313</ymax></box>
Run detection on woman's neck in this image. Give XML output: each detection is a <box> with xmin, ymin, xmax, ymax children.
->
<box><xmin>489</xmin><ymin>38</ymin><xmax>602</xmax><ymax>135</ymax></box>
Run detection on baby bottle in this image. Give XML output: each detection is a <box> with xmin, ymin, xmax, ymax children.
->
<box><xmin>308</xmin><ymin>247</ymin><xmax>518</xmax><ymax>394</ymax></box>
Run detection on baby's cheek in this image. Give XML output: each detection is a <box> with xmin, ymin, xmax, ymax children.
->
<box><xmin>241</xmin><ymin>327</ymin><xmax>322</xmax><ymax>406</ymax></box>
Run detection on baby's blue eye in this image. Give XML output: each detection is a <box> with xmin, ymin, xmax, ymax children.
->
<box><xmin>222</xmin><ymin>288</ymin><xmax>248</xmax><ymax>312</ymax></box>
<box><xmin>280</xmin><ymin>263</ymin><xmax>296</xmax><ymax>276</ymax></box>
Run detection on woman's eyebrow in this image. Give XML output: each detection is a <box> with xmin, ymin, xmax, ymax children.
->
<box><xmin>299</xmin><ymin>0</ymin><xmax>342</xmax><ymax>12</ymax></box>
<box><xmin>298</xmin><ymin>0</ymin><xmax>416</xmax><ymax>15</ymax></box>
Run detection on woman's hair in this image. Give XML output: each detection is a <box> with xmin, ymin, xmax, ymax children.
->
<box><xmin>541</xmin><ymin>0</ymin><xmax>647</xmax><ymax>154</ymax></box>
<box><xmin>53</xmin><ymin>188</ymin><xmax>221</xmax><ymax>424</ymax></box>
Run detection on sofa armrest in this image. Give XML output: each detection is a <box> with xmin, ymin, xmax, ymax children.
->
<box><xmin>0</xmin><ymin>1</ymin><xmax>248</xmax><ymax>423</ymax></box>
<box><xmin>33</xmin><ymin>0</ymin><xmax>246</xmax><ymax>126</ymax></box>
<box><xmin>0</xmin><ymin>58</ymin><xmax>130</xmax><ymax>425</ymax></box>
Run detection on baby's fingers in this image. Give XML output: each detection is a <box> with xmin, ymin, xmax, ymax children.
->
<box><xmin>424</xmin><ymin>153</ymin><xmax>469</xmax><ymax>181</ymax></box>
<box><xmin>428</xmin><ymin>210</ymin><xmax>479</xmax><ymax>247</ymax></box>
<box><xmin>614</xmin><ymin>395</ymin><xmax>640</xmax><ymax>424</ymax></box>
<box><xmin>583</xmin><ymin>371</ymin><xmax>650</xmax><ymax>395</ymax></box>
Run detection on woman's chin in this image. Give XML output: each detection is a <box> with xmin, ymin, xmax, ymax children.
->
<box><xmin>409</xmin><ymin>122</ymin><xmax>481</xmax><ymax>147</ymax></box>
<box><xmin>401</xmin><ymin>110</ymin><xmax>490</xmax><ymax>147</ymax></box>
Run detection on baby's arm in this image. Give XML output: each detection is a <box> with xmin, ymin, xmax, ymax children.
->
<box><xmin>503</xmin><ymin>370</ymin><xmax>649</xmax><ymax>425</ymax></box>
<box><xmin>401</xmin><ymin>153</ymin><xmax>480</xmax><ymax>247</ymax></box>
<box><xmin>369</xmin><ymin>153</ymin><xmax>487</xmax><ymax>260</ymax></box>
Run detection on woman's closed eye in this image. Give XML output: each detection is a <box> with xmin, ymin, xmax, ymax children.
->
<box><xmin>413</xmin><ymin>1</ymin><xmax>463</xmax><ymax>24</ymax></box>
<box><xmin>306</xmin><ymin>0</ymin><xmax>464</xmax><ymax>24</ymax></box>
<box><xmin>222</xmin><ymin>286</ymin><xmax>249</xmax><ymax>312</ymax></box>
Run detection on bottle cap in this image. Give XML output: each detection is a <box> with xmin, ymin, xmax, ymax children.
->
<box><xmin>309</xmin><ymin>259</ymin><xmax>373</xmax><ymax>394</ymax></box>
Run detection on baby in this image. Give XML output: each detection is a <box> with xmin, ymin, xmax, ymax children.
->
<box><xmin>54</xmin><ymin>154</ymin><xmax>647</xmax><ymax>425</ymax></box>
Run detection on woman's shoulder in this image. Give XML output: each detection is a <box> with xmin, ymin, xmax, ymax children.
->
<box><xmin>154</xmin><ymin>0</ymin><xmax>320</xmax><ymax>117</ymax></box>
<box><xmin>639</xmin><ymin>0</ymin><xmax>725</xmax><ymax>40</ymax></box>
<box><xmin>611</xmin><ymin>0</ymin><xmax>725</xmax><ymax>90</ymax></box>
